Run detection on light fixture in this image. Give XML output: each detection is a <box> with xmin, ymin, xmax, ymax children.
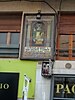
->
<box><xmin>36</xmin><ymin>10</ymin><xmax>41</xmax><ymax>19</ymax></box>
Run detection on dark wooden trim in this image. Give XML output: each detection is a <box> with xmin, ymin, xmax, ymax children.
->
<box><xmin>58</xmin><ymin>11</ymin><xmax>75</xmax><ymax>15</ymax></box>
<box><xmin>23</xmin><ymin>12</ymin><xmax>56</xmax><ymax>16</ymax></box>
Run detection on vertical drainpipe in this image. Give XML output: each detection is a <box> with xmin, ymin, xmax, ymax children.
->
<box><xmin>51</xmin><ymin>13</ymin><xmax>57</xmax><ymax>61</ymax></box>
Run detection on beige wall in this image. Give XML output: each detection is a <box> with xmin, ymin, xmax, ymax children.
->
<box><xmin>0</xmin><ymin>0</ymin><xmax>75</xmax><ymax>13</ymax></box>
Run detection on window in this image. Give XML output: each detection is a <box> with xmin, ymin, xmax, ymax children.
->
<box><xmin>0</xmin><ymin>32</ymin><xmax>20</xmax><ymax>58</ymax></box>
<box><xmin>56</xmin><ymin>12</ymin><xmax>75</xmax><ymax>60</ymax></box>
<box><xmin>58</xmin><ymin>35</ymin><xmax>69</xmax><ymax>57</ymax></box>
<box><xmin>0</xmin><ymin>12</ymin><xmax>22</xmax><ymax>58</ymax></box>
<box><xmin>20</xmin><ymin>14</ymin><xmax>55</xmax><ymax>60</ymax></box>
<box><xmin>57</xmin><ymin>34</ymin><xmax>75</xmax><ymax>60</ymax></box>
<box><xmin>50</xmin><ymin>75</ymin><xmax>75</xmax><ymax>100</ymax></box>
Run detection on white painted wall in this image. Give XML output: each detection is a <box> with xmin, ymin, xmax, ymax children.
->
<box><xmin>53</xmin><ymin>60</ymin><xmax>75</xmax><ymax>75</ymax></box>
<box><xmin>34</xmin><ymin>63</ymin><xmax>51</xmax><ymax>100</ymax></box>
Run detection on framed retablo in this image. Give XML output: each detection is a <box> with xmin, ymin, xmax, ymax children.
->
<box><xmin>20</xmin><ymin>13</ymin><xmax>55</xmax><ymax>60</ymax></box>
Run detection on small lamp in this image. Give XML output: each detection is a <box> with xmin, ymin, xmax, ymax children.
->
<box><xmin>36</xmin><ymin>10</ymin><xmax>41</xmax><ymax>19</ymax></box>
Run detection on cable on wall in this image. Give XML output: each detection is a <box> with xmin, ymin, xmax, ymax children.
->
<box><xmin>59</xmin><ymin>0</ymin><xmax>63</xmax><ymax>11</ymax></box>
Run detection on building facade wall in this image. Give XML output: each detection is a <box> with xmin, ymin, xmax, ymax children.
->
<box><xmin>0</xmin><ymin>0</ymin><xmax>74</xmax><ymax>13</ymax></box>
<box><xmin>0</xmin><ymin>0</ymin><xmax>75</xmax><ymax>100</ymax></box>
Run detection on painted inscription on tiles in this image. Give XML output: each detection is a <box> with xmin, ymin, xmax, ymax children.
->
<box><xmin>23</xmin><ymin>47</ymin><xmax>51</xmax><ymax>59</ymax></box>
